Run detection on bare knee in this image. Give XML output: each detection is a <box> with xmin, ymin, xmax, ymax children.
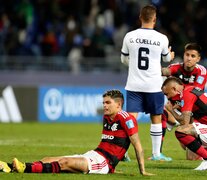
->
<box><xmin>58</xmin><ymin>157</ymin><xmax>89</xmax><ymax>173</ymax></box>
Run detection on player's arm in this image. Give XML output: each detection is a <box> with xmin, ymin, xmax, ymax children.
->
<box><xmin>161</xmin><ymin>67</ymin><xmax>171</xmax><ymax>76</ymax></box>
<box><xmin>121</xmin><ymin>33</ymin><xmax>129</xmax><ymax>66</ymax></box>
<box><xmin>162</xmin><ymin>46</ymin><xmax>175</xmax><ymax>62</ymax></box>
<box><xmin>121</xmin><ymin>53</ymin><xmax>129</xmax><ymax>66</ymax></box>
<box><xmin>194</xmin><ymin>75</ymin><xmax>207</xmax><ymax>89</ymax></box>
<box><xmin>165</xmin><ymin>101</ymin><xmax>192</xmax><ymax>125</ymax></box>
<box><xmin>129</xmin><ymin>133</ymin><xmax>154</xmax><ymax>176</ymax></box>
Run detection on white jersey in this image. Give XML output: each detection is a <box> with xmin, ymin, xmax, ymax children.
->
<box><xmin>121</xmin><ymin>28</ymin><xmax>170</xmax><ymax>92</ymax></box>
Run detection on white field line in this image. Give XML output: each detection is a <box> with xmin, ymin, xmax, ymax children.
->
<box><xmin>0</xmin><ymin>139</ymin><xmax>95</xmax><ymax>148</ymax></box>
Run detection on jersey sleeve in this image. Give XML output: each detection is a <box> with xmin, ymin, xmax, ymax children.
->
<box><xmin>181</xmin><ymin>89</ymin><xmax>197</xmax><ymax>112</ymax></box>
<box><xmin>161</xmin><ymin>35</ymin><xmax>171</xmax><ymax>62</ymax></box>
<box><xmin>194</xmin><ymin>75</ymin><xmax>207</xmax><ymax>89</ymax></box>
<box><xmin>161</xmin><ymin>35</ymin><xmax>169</xmax><ymax>55</ymax></box>
<box><xmin>122</xmin><ymin>115</ymin><xmax>138</xmax><ymax>136</ymax></box>
<box><xmin>121</xmin><ymin>33</ymin><xmax>129</xmax><ymax>56</ymax></box>
<box><xmin>168</xmin><ymin>64</ymin><xmax>179</xmax><ymax>75</ymax></box>
<box><xmin>193</xmin><ymin>65</ymin><xmax>207</xmax><ymax>89</ymax></box>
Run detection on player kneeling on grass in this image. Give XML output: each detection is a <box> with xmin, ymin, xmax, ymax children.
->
<box><xmin>162</xmin><ymin>77</ymin><xmax>207</xmax><ymax>170</ymax></box>
<box><xmin>0</xmin><ymin>90</ymin><xmax>154</xmax><ymax>176</ymax></box>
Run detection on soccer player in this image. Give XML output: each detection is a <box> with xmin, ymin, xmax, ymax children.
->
<box><xmin>161</xmin><ymin>43</ymin><xmax>207</xmax><ymax>160</ymax></box>
<box><xmin>121</xmin><ymin>4</ymin><xmax>174</xmax><ymax>161</ymax></box>
<box><xmin>0</xmin><ymin>90</ymin><xmax>154</xmax><ymax>176</ymax></box>
<box><xmin>162</xmin><ymin>77</ymin><xmax>207</xmax><ymax>170</ymax></box>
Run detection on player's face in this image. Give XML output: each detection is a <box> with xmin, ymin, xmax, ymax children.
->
<box><xmin>162</xmin><ymin>84</ymin><xmax>180</xmax><ymax>100</ymax></box>
<box><xmin>183</xmin><ymin>50</ymin><xmax>200</xmax><ymax>69</ymax></box>
<box><xmin>103</xmin><ymin>96</ymin><xmax>120</xmax><ymax>117</ymax></box>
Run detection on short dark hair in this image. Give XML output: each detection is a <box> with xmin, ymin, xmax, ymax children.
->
<box><xmin>162</xmin><ymin>76</ymin><xmax>183</xmax><ymax>88</ymax></box>
<box><xmin>185</xmin><ymin>43</ymin><xmax>202</xmax><ymax>55</ymax></box>
<box><xmin>140</xmin><ymin>4</ymin><xmax>157</xmax><ymax>23</ymax></box>
<box><xmin>103</xmin><ymin>89</ymin><xmax>124</xmax><ymax>107</ymax></box>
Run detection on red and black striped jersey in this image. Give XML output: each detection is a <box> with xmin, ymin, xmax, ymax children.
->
<box><xmin>181</xmin><ymin>86</ymin><xmax>207</xmax><ymax>124</ymax></box>
<box><xmin>95</xmin><ymin>110</ymin><xmax>138</xmax><ymax>173</ymax></box>
<box><xmin>169</xmin><ymin>63</ymin><xmax>207</xmax><ymax>89</ymax></box>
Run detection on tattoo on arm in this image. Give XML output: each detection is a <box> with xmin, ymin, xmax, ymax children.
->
<box><xmin>170</xmin><ymin>110</ymin><xmax>192</xmax><ymax>125</ymax></box>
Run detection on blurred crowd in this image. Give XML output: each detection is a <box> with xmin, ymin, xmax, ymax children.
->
<box><xmin>0</xmin><ymin>0</ymin><xmax>207</xmax><ymax>71</ymax></box>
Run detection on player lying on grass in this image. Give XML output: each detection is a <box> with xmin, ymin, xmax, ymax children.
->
<box><xmin>162</xmin><ymin>77</ymin><xmax>207</xmax><ymax>170</ymax></box>
<box><xmin>0</xmin><ymin>89</ymin><xmax>154</xmax><ymax>175</ymax></box>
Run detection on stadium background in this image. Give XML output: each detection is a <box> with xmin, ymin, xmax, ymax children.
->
<box><xmin>0</xmin><ymin>0</ymin><xmax>207</xmax><ymax>123</ymax></box>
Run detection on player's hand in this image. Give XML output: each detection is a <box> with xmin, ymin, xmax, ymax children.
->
<box><xmin>165</xmin><ymin>101</ymin><xmax>173</xmax><ymax>112</ymax></box>
<box><xmin>141</xmin><ymin>171</ymin><xmax>155</xmax><ymax>176</ymax></box>
<box><xmin>169</xmin><ymin>46</ymin><xmax>175</xmax><ymax>61</ymax></box>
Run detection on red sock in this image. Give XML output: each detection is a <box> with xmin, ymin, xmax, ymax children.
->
<box><xmin>31</xmin><ymin>161</ymin><xmax>43</xmax><ymax>173</ymax></box>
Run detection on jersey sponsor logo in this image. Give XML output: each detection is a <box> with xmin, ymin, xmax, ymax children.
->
<box><xmin>101</xmin><ymin>134</ymin><xmax>114</xmax><ymax>140</ymax></box>
<box><xmin>0</xmin><ymin>86</ymin><xmax>22</xmax><ymax>123</ymax></box>
<box><xmin>197</xmin><ymin>76</ymin><xmax>204</xmax><ymax>84</ymax></box>
<box><xmin>111</xmin><ymin>123</ymin><xmax>118</xmax><ymax>131</ymax></box>
<box><xmin>126</xmin><ymin>119</ymin><xmax>134</xmax><ymax>129</ymax></box>
<box><xmin>188</xmin><ymin>75</ymin><xmax>196</xmax><ymax>83</ymax></box>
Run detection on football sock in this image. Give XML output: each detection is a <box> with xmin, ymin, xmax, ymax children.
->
<box><xmin>161</xmin><ymin>127</ymin><xmax>166</xmax><ymax>153</ymax></box>
<box><xmin>150</xmin><ymin>123</ymin><xmax>162</xmax><ymax>157</ymax></box>
<box><xmin>161</xmin><ymin>111</ymin><xmax>167</xmax><ymax>153</ymax></box>
<box><xmin>175</xmin><ymin>131</ymin><xmax>207</xmax><ymax>160</ymax></box>
<box><xmin>25</xmin><ymin>161</ymin><xmax>60</xmax><ymax>173</ymax></box>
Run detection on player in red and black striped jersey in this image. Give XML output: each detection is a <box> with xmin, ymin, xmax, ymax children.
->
<box><xmin>162</xmin><ymin>77</ymin><xmax>207</xmax><ymax>170</ymax></box>
<box><xmin>0</xmin><ymin>90</ymin><xmax>154</xmax><ymax>176</ymax></box>
<box><xmin>95</xmin><ymin>111</ymin><xmax>138</xmax><ymax>172</ymax></box>
<box><xmin>160</xmin><ymin>43</ymin><xmax>207</xmax><ymax>160</ymax></box>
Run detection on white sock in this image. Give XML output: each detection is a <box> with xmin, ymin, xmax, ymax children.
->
<box><xmin>150</xmin><ymin>123</ymin><xmax>162</xmax><ymax>157</ymax></box>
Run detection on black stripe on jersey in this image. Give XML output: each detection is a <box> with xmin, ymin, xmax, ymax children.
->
<box><xmin>103</xmin><ymin>119</ymin><xmax>124</xmax><ymax>131</ymax></box>
<box><xmin>191</xmin><ymin>88</ymin><xmax>207</xmax><ymax>119</ymax></box>
<box><xmin>101</xmin><ymin>136</ymin><xmax>130</xmax><ymax>150</ymax></box>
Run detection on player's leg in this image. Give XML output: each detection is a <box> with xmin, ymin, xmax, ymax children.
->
<box><xmin>58</xmin><ymin>157</ymin><xmax>89</xmax><ymax>173</ymax></box>
<box><xmin>160</xmin><ymin>109</ymin><xmax>168</xmax><ymax>153</ymax></box>
<box><xmin>186</xmin><ymin>147</ymin><xmax>203</xmax><ymax>160</ymax></box>
<box><xmin>40</xmin><ymin>156</ymin><xmax>64</xmax><ymax>163</ymax></box>
<box><xmin>13</xmin><ymin>156</ymin><xmax>88</xmax><ymax>173</ymax></box>
<box><xmin>175</xmin><ymin>123</ymin><xmax>207</xmax><ymax>160</ymax></box>
<box><xmin>13</xmin><ymin>157</ymin><xmax>61</xmax><ymax>173</ymax></box>
<box><xmin>146</xmin><ymin>92</ymin><xmax>171</xmax><ymax>161</ymax></box>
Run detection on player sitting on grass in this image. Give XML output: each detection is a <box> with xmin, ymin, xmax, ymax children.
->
<box><xmin>0</xmin><ymin>89</ymin><xmax>154</xmax><ymax>176</ymax></box>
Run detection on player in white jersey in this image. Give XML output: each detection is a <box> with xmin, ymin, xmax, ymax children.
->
<box><xmin>121</xmin><ymin>4</ymin><xmax>174</xmax><ymax>161</ymax></box>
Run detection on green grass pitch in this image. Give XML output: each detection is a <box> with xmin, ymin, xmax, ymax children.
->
<box><xmin>0</xmin><ymin>122</ymin><xmax>206</xmax><ymax>180</ymax></box>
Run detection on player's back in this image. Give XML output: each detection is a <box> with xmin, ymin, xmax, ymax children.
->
<box><xmin>123</xmin><ymin>28</ymin><xmax>169</xmax><ymax>92</ymax></box>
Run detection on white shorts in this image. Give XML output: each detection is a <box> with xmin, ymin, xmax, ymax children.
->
<box><xmin>65</xmin><ymin>150</ymin><xmax>109</xmax><ymax>174</ymax></box>
<box><xmin>193</xmin><ymin>122</ymin><xmax>207</xmax><ymax>148</ymax></box>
